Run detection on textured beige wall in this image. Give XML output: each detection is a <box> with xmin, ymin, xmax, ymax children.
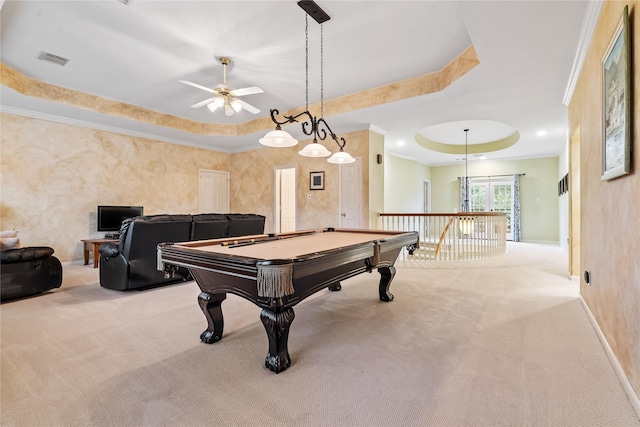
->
<box><xmin>230</xmin><ymin>129</ymin><xmax>374</xmax><ymax>233</ymax></box>
<box><xmin>0</xmin><ymin>113</ymin><xmax>229</xmax><ymax>263</ymax></box>
<box><xmin>569</xmin><ymin>1</ymin><xmax>640</xmax><ymax>397</ymax></box>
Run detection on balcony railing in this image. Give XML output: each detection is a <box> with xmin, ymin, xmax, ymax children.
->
<box><xmin>379</xmin><ymin>212</ymin><xmax>507</xmax><ymax>261</ymax></box>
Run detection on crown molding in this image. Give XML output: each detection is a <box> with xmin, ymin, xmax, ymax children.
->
<box><xmin>369</xmin><ymin>125</ymin><xmax>388</xmax><ymax>136</ymax></box>
<box><xmin>563</xmin><ymin>0</ymin><xmax>603</xmax><ymax>106</ymax></box>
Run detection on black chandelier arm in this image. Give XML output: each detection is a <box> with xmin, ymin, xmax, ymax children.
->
<box><xmin>269</xmin><ymin>109</ymin><xmax>348</xmax><ymax>150</ymax></box>
<box><xmin>317</xmin><ymin>117</ymin><xmax>341</xmax><ymax>145</ymax></box>
<box><xmin>269</xmin><ymin>109</ymin><xmax>315</xmax><ymax>128</ymax></box>
<box><xmin>318</xmin><ymin>118</ymin><xmax>347</xmax><ymax>150</ymax></box>
<box><xmin>300</xmin><ymin>118</ymin><xmax>316</xmax><ymax>137</ymax></box>
<box><xmin>333</xmin><ymin>135</ymin><xmax>347</xmax><ymax>150</ymax></box>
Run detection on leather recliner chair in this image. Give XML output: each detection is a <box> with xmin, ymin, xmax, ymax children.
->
<box><xmin>1</xmin><ymin>246</ymin><xmax>63</xmax><ymax>301</ymax></box>
<box><xmin>99</xmin><ymin>215</ymin><xmax>194</xmax><ymax>291</ymax></box>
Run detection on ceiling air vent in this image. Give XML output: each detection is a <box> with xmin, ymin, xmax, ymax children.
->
<box><xmin>38</xmin><ymin>52</ymin><xmax>69</xmax><ymax>66</ymax></box>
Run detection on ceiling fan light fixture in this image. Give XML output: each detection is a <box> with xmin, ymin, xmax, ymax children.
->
<box><xmin>180</xmin><ymin>56</ymin><xmax>262</xmax><ymax>117</ymax></box>
<box><xmin>231</xmin><ymin>99</ymin><xmax>242</xmax><ymax>112</ymax></box>
<box><xmin>299</xmin><ymin>142</ymin><xmax>332</xmax><ymax>158</ymax></box>
<box><xmin>259</xmin><ymin>129</ymin><xmax>299</xmax><ymax>148</ymax></box>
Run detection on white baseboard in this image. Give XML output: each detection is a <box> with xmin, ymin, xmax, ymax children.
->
<box><xmin>519</xmin><ymin>239</ymin><xmax>560</xmax><ymax>245</ymax></box>
<box><xmin>579</xmin><ymin>296</ymin><xmax>640</xmax><ymax>418</ymax></box>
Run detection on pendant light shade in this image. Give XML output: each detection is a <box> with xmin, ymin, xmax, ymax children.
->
<box><xmin>298</xmin><ymin>142</ymin><xmax>332</xmax><ymax>157</ymax></box>
<box><xmin>327</xmin><ymin>150</ymin><xmax>355</xmax><ymax>164</ymax></box>
<box><xmin>259</xmin><ymin>129</ymin><xmax>299</xmax><ymax>148</ymax></box>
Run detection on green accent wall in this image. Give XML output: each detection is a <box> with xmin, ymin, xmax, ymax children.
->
<box><xmin>383</xmin><ymin>154</ymin><xmax>431</xmax><ymax>213</ymax></box>
<box><xmin>386</xmin><ymin>154</ymin><xmax>559</xmax><ymax>242</ymax></box>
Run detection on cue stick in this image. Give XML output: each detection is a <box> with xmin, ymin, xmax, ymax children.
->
<box><xmin>224</xmin><ymin>229</ymin><xmax>323</xmax><ymax>248</ymax></box>
<box><xmin>227</xmin><ymin>237</ymin><xmax>280</xmax><ymax>248</ymax></box>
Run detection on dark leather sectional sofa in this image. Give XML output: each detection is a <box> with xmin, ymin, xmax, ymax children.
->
<box><xmin>99</xmin><ymin>213</ymin><xmax>265</xmax><ymax>291</ymax></box>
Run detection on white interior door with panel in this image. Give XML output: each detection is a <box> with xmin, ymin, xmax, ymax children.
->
<box><xmin>199</xmin><ymin>170</ymin><xmax>229</xmax><ymax>213</ymax></box>
<box><xmin>339</xmin><ymin>158</ymin><xmax>361</xmax><ymax>228</ymax></box>
<box><xmin>276</xmin><ymin>167</ymin><xmax>296</xmax><ymax>233</ymax></box>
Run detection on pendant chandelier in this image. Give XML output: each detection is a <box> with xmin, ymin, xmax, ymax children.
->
<box><xmin>460</xmin><ymin>128</ymin><xmax>475</xmax><ymax>235</ymax></box>
<box><xmin>462</xmin><ymin>128</ymin><xmax>470</xmax><ymax>212</ymax></box>
<box><xmin>259</xmin><ymin>1</ymin><xmax>355</xmax><ymax>164</ymax></box>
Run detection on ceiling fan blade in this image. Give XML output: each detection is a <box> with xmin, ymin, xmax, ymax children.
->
<box><xmin>179</xmin><ymin>80</ymin><xmax>215</xmax><ymax>93</ymax></box>
<box><xmin>236</xmin><ymin>99</ymin><xmax>261</xmax><ymax>114</ymax></box>
<box><xmin>230</xmin><ymin>86</ymin><xmax>264</xmax><ymax>97</ymax></box>
<box><xmin>190</xmin><ymin>97</ymin><xmax>217</xmax><ymax>108</ymax></box>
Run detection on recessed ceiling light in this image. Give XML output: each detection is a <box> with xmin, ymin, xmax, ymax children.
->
<box><xmin>397</xmin><ymin>140</ymin><xmax>405</xmax><ymax>146</ymax></box>
<box><xmin>536</xmin><ymin>130</ymin><xmax>548</xmax><ymax>137</ymax></box>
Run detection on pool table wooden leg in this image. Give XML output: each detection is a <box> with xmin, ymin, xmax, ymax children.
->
<box><xmin>378</xmin><ymin>265</ymin><xmax>396</xmax><ymax>302</ymax></box>
<box><xmin>198</xmin><ymin>292</ymin><xmax>227</xmax><ymax>344</ymax></box>
<box><xmin>260</xmin><ymin>307</ymin><xmax>295</xmax><ymax>374</ymax></box>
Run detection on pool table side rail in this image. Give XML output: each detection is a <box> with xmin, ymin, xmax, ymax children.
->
<box><xmin>157</xmin><ymin>230</ymin><xmax>418</xmax><ymax>301</ymax></box>
<box><xmin>158</xmin><ymin>230</ymin><xmax>417</xmax><ymax>276</ymax></box>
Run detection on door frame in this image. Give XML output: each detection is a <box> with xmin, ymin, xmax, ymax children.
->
<box><xmin>470</xmin><ymin>178</ymin><xmax>514</xmax><ymax>240</ymax></box>
<box><xmin>423</xmin><ymin>180</ymin><xmax>432</xmax><ymax>213</ymax></box>
<box><xmin>274</xmin><ymin>165</ymin><xmax>297</xmax><ymax>233</ymax></box>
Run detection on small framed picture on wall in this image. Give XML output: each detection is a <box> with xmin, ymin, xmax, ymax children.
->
<box><xmin>310</xmin><ymin>171</ymin><xmax>324</xmax><ymax>190</ymax></box>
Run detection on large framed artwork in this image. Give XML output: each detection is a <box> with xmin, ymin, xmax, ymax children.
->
<box><xmin>601</xmin><ymin>5</ymin><xmax>631</xmax><ymax>181</ymax></box>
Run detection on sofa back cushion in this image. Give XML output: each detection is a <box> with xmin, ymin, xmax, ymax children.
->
<box><xmin>225</xmin><ymin>213</ymin><xmax>266</xmax><ymax>238</ymax></box>
<box><xmin>191</xmin><ymin>214</ymin><xmax>229</xmax><ymax>240</ymax></box>
<box><xmin>1</xmin><ymin>247</ymin><xmax>54</xmax><ymax>264</ymax></box>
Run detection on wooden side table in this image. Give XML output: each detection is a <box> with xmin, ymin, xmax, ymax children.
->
<box><xmin>81</xmin><ymin>238</ymin><xmax>118</xmax><ymax>268</ymax></box>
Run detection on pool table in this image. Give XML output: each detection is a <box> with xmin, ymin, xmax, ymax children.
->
<box><xmin>158</xmin><ymin>227</ymin><xmax>419</xmax><ymax>373</ymax></box>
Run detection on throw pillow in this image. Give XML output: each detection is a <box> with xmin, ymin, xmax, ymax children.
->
<box><xmin>0</xmin><ymin>229</ymin><xmax>18</xmax><ymax>238</ymax></box>
<box><xmin>0</xmin><ymin>237</ymin><xmax>21</xmax><ymax>251</ymax></box>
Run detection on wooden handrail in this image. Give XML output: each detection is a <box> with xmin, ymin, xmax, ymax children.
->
<box><xmin>380</xmin><ymin>212</ymin><xmax>507</xmax><ymax>217</ymax></box>
<box><xmin>434</xmin><ymin>216</ymin><xmax>455</xmax><ymax>258</ymax></box>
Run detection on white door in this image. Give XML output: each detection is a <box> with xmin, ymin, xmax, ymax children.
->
<box><xmin>278</xmin><ymin>168</ymin><xmax>296</xmax><ymax>232</ymax></box>
<box><xmin>470</xmin><ymin>180</ymin><xmax>513</xmax><ymax>240</ymax></box>
<box><xmin>423</xmin><ymin>180</ymin><xmax>431</xmax><ymax>213</ymax></box>
<box><xmin>199</xmin><ymin>170</ymin><xmax>229</xmax><ymax>213</ymax></box>
<box><xmin>340</xmin><ymin>158</ymin><xmax>361</xmax><ymax>228</ymax></box>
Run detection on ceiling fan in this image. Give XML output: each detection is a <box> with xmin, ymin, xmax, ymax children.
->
<box><xmin>179</xmin><ymin>57</ymin><xmax>263</xmax><ymax>116</ymax></box>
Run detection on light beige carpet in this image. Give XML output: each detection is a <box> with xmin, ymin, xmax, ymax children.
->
<box><xmin>1</xmin><ymin>242</ymin><xmax>638</xmax><ymax>426</ymax></box>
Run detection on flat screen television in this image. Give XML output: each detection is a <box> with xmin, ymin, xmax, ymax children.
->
<box><xmin>97</xmin><ymin>205</ymin><xmax>144</xmax><ymax>232</ymax></box>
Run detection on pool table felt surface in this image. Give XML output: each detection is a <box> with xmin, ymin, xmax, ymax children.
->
<box><xmin>175</xmin><ymin>231</ymin><xmax>397</xmax><ymax>260</ymax></box>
